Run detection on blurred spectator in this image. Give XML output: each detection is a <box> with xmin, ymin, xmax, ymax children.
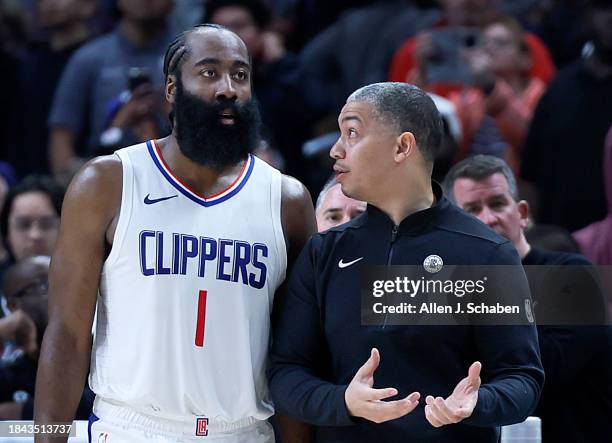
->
<box><xmin>388</xmin><ymin>0</ymin><xmax>555</xmax><ymax>97</ymax></box>
<box><xmin>0</xmin><ymin>256</ymin><xmax>94</xmax><ymax>419</ymax></box>
<box><xmin>48</xmin><ymin>0</ymin><xmax>174</xmax><ymax>185</ymax></box>
<box><xmin>0</xmin><ymin>175</ymin><xmax>63</xmax><ymax>267</ymax></box>
<box><xmin>448</xmin><ymin>17</ymin><xmax>547</xmax><ymax>170</ymax></box>
<box><xmin>315</xmin><ymin>177</ymin><xmax>366</xmax><ymax>232</ymax></box>
<box><xmin>271</xmin><ymin>0</ymin><xmax>376</xmax><ymax>51</ymax></box>
<box><xmin>0</xmin><ymin>0</ymin><xmax>29</xmax><ymax>51</ymax></box>
<box><xmin>96</xmin><ymin>75</ymin><xmax>171</xmax><ymax>155</ymax></box>
<box><xmin>525</xmin><ymin>223</ymin><xmax>581</xmax><ymax>254</ymax></box>
<box><xmin>204</xmin><ymin>0</ymin><xmax>307</xmax><ymax>174</ymax></box>
<box><xmin>253</xmin><ymin>140</ymin><xmax>286</xmax><ymax>171</ymax></box>
<box><xmin>521</xmin><ymin>0</ymin><xmax>612</xmax><ymax>231</ymax></box>
<box><xmin>444</xmin><ymin>154</ymin><xmax>612</xmax><ymax>443</ymax></box>
<box><xmin>574</xmin><ymin>125</ymin><xmax>612</xmax><ymax>264</ymax></box>
<box><xmin>0</xmin><ymin>6</ymin><xmax>24</xmax><ymax>171</ymax></box>
<box><xmin>0</xmin><ymin>163</ymin><xmax>18</xmax><ymax>274</ymax></box>
<box><xmin>0</xmin><ymin>256</ymin><xmax>49</xmax><ymax>419</ymax></box>
<box><xmin>299</xmin><ymin>1</ymin><xmax>437</xmax><ymax>117</ymax></box>
<box><xmin>171</xmin><ymin>0</ymin><xmax>204</xmax><ymax>34</ymax></box>
<box><xmin>15</xmin><ymin>0</ymin><xmax>97</xmax><ymax>177</ymax></box>
<box><xmin>528</xmin><ymin>0</ymin><xmax>590</xmax><ymax>68</ymax></box>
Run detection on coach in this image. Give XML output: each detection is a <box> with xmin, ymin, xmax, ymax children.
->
<box><xmin>268</xmin><ymin>82</ymin><xmax>544</xmax><ymax>442</ymax></box>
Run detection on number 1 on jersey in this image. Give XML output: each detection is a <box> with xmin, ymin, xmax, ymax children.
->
<box><xmin>195</xmin><ymin>290</ymin><xmax>207</xmax><ymax>347</ymax></box>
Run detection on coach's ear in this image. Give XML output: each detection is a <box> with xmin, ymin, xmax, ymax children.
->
<box><xmin>166</xmin><ymin>75</ymin><xmax>177</xmax><ymax>104</ymax></box>
<box><xmin>394</xmin><ymin>131</ymin><xmax>416</xmax><ymax>164</ymax></box>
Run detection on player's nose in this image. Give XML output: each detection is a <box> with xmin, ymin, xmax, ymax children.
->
<box><xmin>215</xmin><ymin>74</ymin><xmax>237</xmax><ymax>102</ymax></box>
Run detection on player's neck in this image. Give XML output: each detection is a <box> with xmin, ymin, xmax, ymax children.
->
<box><xmin>158</xmin><ymin>136</ymin><xmax>248</xmax><ymax>198</ymax></box>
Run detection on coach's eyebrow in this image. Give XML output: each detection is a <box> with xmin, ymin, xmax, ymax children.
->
<box><xmin>340</xmin><ymin>115</ymin><xmax>363</xmax><ymax>125</ymax></box>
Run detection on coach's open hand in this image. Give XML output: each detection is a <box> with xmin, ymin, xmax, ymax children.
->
<box><xmin>425</xmin><ymin>361</ymin><xmax>482</xmax><ymax>427</ymax></box>
<box><xmin>345</xmin><ymin>348</ymin><xmax>420</xmax><ymax>423</ymax></box>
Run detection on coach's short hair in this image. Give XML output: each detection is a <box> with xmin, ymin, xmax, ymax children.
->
<box><xmin>443</xmin><ymin>155</ymin><xmax>519</xmax><ymax>203</ymax></box>
<box><xmin>346</xmin><ymin>82</ymin><xmax>443</xmax><ymax>162</ymax></box>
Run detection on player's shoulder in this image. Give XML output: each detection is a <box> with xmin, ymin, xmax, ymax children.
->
<box><xmin>66</xmin><ymin>155</ymin><xmax>122</xmax><ymax>204</ymax></box>
<box><xmin>280</xmin><ymin>173</ymin><xmax>312</xmax><ymax>208</ymax></box>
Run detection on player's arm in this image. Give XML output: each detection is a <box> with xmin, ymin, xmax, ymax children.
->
<box><xmin>274</xmin><ymin>175</ymin><xmax>317</xmax><ymax>443</ymax></box>
<box><xmin>34</xmin><ymin>156</ymin><xmax>122</xmax><ymax>442</ymax></box>
<box><xmin>280</xmin><ymin>175</ymin><xmax>317</xmax><ymax>268</ymax></box>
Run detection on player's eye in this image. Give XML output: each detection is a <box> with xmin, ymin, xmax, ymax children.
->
<box><xmin>233</xmin><ymin>70</ymin><xmax>249</xmax><ymax>81</ymax></box>
<box><xmin>201</xmin><ymin>69</ymin><xmax>215</xmax><ymax>78</ymax></box>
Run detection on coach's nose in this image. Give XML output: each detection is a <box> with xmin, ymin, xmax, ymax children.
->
<box><xmin>330</xmin><ymin>137</ymin><xmax>345</xmax><ymax>160</ymax></box>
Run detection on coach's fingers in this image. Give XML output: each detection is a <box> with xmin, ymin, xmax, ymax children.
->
<box><xmin>366</xmin><ymin>392</ymin><xmax>420</xmax><ymax>423</ymax></box>
<box><xmin>433</xmin><ymin>397</ymin><xmax>461</xmax><ymax>423</ymax></box>
<box><xmin>424</xmin><ymin>403</ymin><xmax>445</xmax><ymax>428</ymax></box>
<box><xmin>364</xmin><ymin>387</ymin><xmax>398</xmax><ymax>401</ymax></box>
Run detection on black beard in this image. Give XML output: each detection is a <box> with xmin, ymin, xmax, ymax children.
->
<box><xmin>173</xmin><ymin>79</ymin><xmax>261</xmax><ymax>169</ymax></box>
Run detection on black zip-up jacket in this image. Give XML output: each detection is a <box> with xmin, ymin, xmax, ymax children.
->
<box><xmin>269</xmin><ymin>183</ymin><xmax>544</xmax><ymax>442</ymax></box>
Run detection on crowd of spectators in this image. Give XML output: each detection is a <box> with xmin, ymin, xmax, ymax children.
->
<box><xmin>0</xmin><ymin>0</ymin><xmax>611</xmax><ymax>433</ymax></box>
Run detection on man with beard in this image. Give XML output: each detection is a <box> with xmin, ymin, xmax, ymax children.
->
<box><xmin>33</xmin><ymin>24</ymin><xmax>316</xmax><ymax>443</ymax></box>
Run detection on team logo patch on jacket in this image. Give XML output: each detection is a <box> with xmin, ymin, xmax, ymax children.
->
<box><xmin>423</xmin><ymin>255</ymin><xmax>443</xmax><ymax>273</ymax></box>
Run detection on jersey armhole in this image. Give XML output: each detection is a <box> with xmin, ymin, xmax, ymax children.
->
<box><xmin>102</xmin><ymin>150</ymin><xmax>133</xmax><ymax>270</ymax></box>
<box><xmin>270</xmin><ymin>169</ymin><xmax>287</xmax><ymax>289</ymax></box>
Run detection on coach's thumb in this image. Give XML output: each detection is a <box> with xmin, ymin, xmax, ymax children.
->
<box><xmin>467</xmin><ymin>361</ymin><xmax>482</xmax><ymax>391</ymax></box>
<box><xmin>357</xmin><ymin>348</ymin><xmax>380</xmax><ymax>381</ymax></box>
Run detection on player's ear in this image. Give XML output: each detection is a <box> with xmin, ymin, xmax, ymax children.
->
<box><xmin>166</xmin><ymin>75</ymin><xmax>177</xmax><ymax>104</ymax></box>
<box><xmin>394</xmin><ymin>131</ymin><xmax>416</xmax><ymax>163</ymax></box>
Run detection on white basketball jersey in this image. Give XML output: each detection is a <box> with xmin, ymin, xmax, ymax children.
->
<box><xmin>89</xmin><ymin>140</ymin><xmax>286</xmax><ymax>425</ymax></box>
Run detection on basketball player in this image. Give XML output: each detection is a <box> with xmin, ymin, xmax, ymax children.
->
<box><xmin>33</xmin><ymin>25</ymin><xmax>315</xmax><ymax>443</ymax></box>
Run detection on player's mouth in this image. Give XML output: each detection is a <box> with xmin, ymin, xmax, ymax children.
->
<box><xmin>219</xmin><ymin>109</ymin><xmax>236</xmax><ymax>125</ymax></box>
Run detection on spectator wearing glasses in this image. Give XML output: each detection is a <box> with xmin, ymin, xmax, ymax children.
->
<box><xmin>0</xmin><ymin>176</ymin><xmax>63</xmax><ymax>269</ymax></box>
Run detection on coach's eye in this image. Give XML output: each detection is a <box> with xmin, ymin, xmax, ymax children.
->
<box><xmin>347</xmin><ymin>128</ymin><xmax>357</xmax><ymax>138</ymax></box>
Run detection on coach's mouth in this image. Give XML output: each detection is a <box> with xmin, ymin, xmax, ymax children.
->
<box><xmin>333</xmin><ymin>165</ymin><xmax>349</xmax><ymax>181</ymax></box>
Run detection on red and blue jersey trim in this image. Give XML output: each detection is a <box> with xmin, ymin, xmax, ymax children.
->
<box><xmin>147</xmin><ymin>140</ymin><xmax>254</xmax><ymax>207</ymax></box>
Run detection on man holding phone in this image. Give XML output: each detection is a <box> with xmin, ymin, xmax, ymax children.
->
<box><xmin>97</xmin><ymin>67</ymin><xmax>170</xmax><ymax>155</ymax></box>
